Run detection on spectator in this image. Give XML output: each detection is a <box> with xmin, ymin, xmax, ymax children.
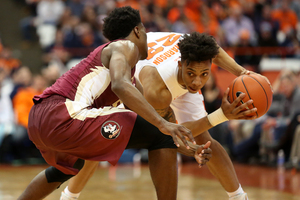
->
<box><xmin>234</xmin><ymin>29</ymin><xmax>261</xmax><ymax>72</ymax></box>
<box><xmin>10</xmin><ymin>74</ymin><xmax>47</xmax><ymax>163</ymax></box>
<box><xmin>194</xmin><ymin>3</ymin><xmax>220</xmax><ymax>37</ymax></box>
<box><xmin>12</xmin><ymin>74</ymin><xmax>47</xmax><ymax>129</ymax></box>
<box><xmin>171</xmin><ymin>15</ymin><xmax>195</xmax><ymax>33</ymax></box>
<box><xmin>254</xmin><ymin>4</ymin><xmax>280</xmax><ymax>39</ymax></box>
<box><xmin>81</xmin><ymin>5</ymin><xmax>101</xmax><ymax>32</ymax></box>
<box><xmin>268</xmin><ymin>111</ymin><xmax>300</xmax><ymax>167</ymax></box>
<box><xmin>35</xmin><ymin>0</ymin><xmax>65</xmax><ymax>27</ymax></box>
<box><xmin>167</xmin><ymin>1</ymin><xmax>198</xmax><ymax>32</ymax></box>
<box><xmin>9</xmin><ymin>66</ymin><xmax>32</xmax><ymax>100</ymax></box>
<box><xmin>20</xmin><ymin>0</ymin><xmax>65</xmax><ymax>47</ymax></box>
<box><xmin>42</xmin><ymin>29</ymin><xmax>71</xmax><ymax>67</ymax></box>
<box><xmin>257</xmin><ymin>21</ymin><xmax>279</xmax><ymax>58</ymax></box>
<box><xmin>289</xmin><ymin>0</ymin><xmax>300</xmax><ymax>21</ymax></box>
<box><xmin>271</xmin><ymin>1</ymin><xmax>298</xmax><ymax>34</ymax></box>
<box><xmin>211</xmin><ymin>1</ymin><xmax>228</xmax><ymax>24</ymax></box>
<box><xmin>65</xmin><ymin>0</ymin><xmax>84</xmax><ymax>18</ymax></box>
<box><xmin>63</xmin><ymin>22</ymin><xmax>104</xmax><ymax>58</ymax></box>
<box><xmin>222</xmin><ymin>3</ymin><xmax>257</xmax><ymax>46</ymax></box>
<box><xmin>0</xmin><ymin>67</ymin><xmax>15</xmax><ymax>163</ymax></box>
<box><xmin>0</xmin><ymin>47</ymin><xmax>21</xmax><ymax>71</ymax></box>
<box><xmin>140</xmin><ymin>5</ymin><xmax>161</xmax><ymax>32</ymax></box>
<box><xmin>41</xmin><ymin>64</ymin><xmax>61</xmax><ymax>86</ymax></box>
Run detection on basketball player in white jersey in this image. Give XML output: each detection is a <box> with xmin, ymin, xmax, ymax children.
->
<box><xmin>60</xmin><ymin>32</ymin><xmax>264</xmax><ymax>200</ymax></box>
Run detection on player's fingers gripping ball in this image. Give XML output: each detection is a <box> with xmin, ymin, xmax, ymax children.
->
<box><xmin>228</xmin><ymin>74</ymin><xmax>273</xmax><ymax>118</ymax></box>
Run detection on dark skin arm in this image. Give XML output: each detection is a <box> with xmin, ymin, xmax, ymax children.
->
<box><xmin>101</xmin><ymin>40</ymin><xmax>195</xmax><ymax>148</ymax></box>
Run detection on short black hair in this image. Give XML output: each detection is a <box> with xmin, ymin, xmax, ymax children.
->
<box><xmin>102</xmin><ymin>6</ymin><xmax>141</xmax><ymax>41</ymax></box>
<box><xmin>178</xmin><ymin>32</ymin><xmax>219</xmax><ymax>66</ymax></box>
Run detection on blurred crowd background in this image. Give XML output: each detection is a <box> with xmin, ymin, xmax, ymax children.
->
<box><xmin>0</xmin><ymin>0</ymin><xmax>300</xmax><ymax>169</ymax></box>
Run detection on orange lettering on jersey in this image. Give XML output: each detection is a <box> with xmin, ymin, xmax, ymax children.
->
<box><xmin>171</xmin><ymin>45</ymin><xmax>179</xmax><ymax>52</ymax></box>
<box><xmin>147</xmin><ymin>34</ymin><xmax>181</xmax><ymax>61</ymax></box>
<box><xmin>152</xmin><ymin>44</ymin><xmax>180</xmax><ymax>65</ymax></box>
<box><xmin>159</xmin><ymin>54</ymin><xmax>168</xmax><ymax>60</ymax></box>
<box><xmin>153</xmin><ymin>60</ymin><xmax>160</xmax><ymax>65</ymax></box>
<box><xmin>156</xmin><ymin>34</ymin><xmax>181</xmax><ymax>46</ymax></box>
<box><xmin>147</xmin><ymin>42</ymin><xmax>164</xmax><ymax>60</ymax></box>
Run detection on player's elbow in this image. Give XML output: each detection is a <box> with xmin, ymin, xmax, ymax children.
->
<box><xmin>111</xmin><ymin>81</ymin><xmax>124</xmax><ymax>94</ymax></box>
<box><xmin>111</xmin><ymin>79</ymin><xmax>131</xmax><ymax>96</ymax></box>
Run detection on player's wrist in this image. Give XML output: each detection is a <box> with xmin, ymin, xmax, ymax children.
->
<box><xmin>240</xmin><ymin>69</ymin><xmax>250</xmax><ymax>76</ymax></box>
<box><xmin>207</xmin><ymin>108</ymin><xmax>228</xmax><ymax>127</ymax></box>
<box><xmin>156</xmin><ymin>117</ymin><xmax>168</xmax><ymax>131</ymax></box>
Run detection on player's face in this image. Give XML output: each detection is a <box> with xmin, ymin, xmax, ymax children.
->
<box><xmin>138</xmin><ymin>23</ymin><xmax>148</xmax><ymax>60</ymax></box>
<box><xmin>178</xmin><ymin>60</ymin><xmax>211</xmax><ymax>93</ymax></box>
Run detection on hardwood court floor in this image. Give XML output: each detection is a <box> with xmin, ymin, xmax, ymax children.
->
<box><xmin>1</xmin><ymin>163</ymin><xmax>300</xmax><ymax>200</ymax></box>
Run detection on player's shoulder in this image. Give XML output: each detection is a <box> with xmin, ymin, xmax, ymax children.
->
<box><xmin>109</xmin><ymin>40</ymin><xmax>138</xmax><ymax>54</ymax></box>
<box><xmin>139</xmin><ymin>66</ymin><xmax>164</xmax><ymax>86</ymax></box>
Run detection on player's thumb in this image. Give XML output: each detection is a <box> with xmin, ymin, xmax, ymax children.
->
<box><xmin>196</xmin><ymin>141</ymin><xmax>211</xmax><ymax>154</ymax></box>
<box><xmin>203</xmin><ymin>141</ymin><xmax>211</xmax><ymax>149</ymax></box>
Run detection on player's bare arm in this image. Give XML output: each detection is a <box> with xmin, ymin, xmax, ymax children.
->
<box><xmin>135</xmin><ymin>78</ymin><xmax>144</xmax><ymax>94</ymax></box>
<box><xmin>212</xmin><ymin>47</ymin><xmax>246</xmax><ymax>76</ymax></box>
<box><xmin>139</xmin><ymin>66</ymin><xmax>176</xmax><ymax>122</ymax></box>
<box><xmin>104</xmin><ymin>41</ymin><xmax>195</xmax><ymax>147</ymax></box>
<box><xmin>213</xmin><ymin>46</ymin><xmax>271</xmax><ymax>87</ymax></box>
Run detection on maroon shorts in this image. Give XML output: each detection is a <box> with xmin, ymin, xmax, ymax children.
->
<box><xmin>28</xmin><ymin>95</ymin><xmax>137</xmax><ymax>175</ymax></box>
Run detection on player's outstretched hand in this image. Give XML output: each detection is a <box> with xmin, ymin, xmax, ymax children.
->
<box><xmin>159</xmin><ymin>121</ymin><xmax>195</xmax><ymax>149</ymax></box>
<box><xmin>242</xmin><ymin>70</ymin><xmax>273</xmax><ymax>92</ymax></box>
<box><xmin>221</xmin><ymin>88</ymin><xmax>257</xmax><ymax>120</ymax></box>
<box><xmin>194</xmin><ymin>141</ymin><xmax>212</xmax><ymax>168</ymax></box>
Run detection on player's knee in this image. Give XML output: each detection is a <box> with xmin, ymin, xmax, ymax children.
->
<box><xmin>45</xmin><ymin>166</ymin><xmax>74</xmax><ymax>184</ymax></box>
<box><xmin>45</xmin><ymin>159</ymin><xmax>85</xmax><ymax>185</ymax></box>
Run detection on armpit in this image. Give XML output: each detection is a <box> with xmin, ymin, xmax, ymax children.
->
<box><xmin>156</xmin><ymin>107</ymin><xmax>176</xmax><ymax>123</ymax></box>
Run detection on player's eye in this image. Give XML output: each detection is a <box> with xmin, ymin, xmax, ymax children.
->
<box><xmin>202</xmin><ymin>72</ymin><xmax>208</xmax><ymax>77</ymax></box>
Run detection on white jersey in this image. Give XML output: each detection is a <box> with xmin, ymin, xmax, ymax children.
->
<box><xmin>135</xmin><ymin>32</ymin><xmax>207</xmax><ymax>124</ymax></box>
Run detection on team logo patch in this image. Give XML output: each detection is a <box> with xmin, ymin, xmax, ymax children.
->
<box><xmin>101</xmin><ymin>121</ymin><xmax>122</xmax><ymax>140</ymax></box>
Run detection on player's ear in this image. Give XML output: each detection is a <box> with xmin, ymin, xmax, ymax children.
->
<box><xmin>178</xmin><ymin>60</ymin><xmax>182</xmax><ymax>69</ymax></box>
<box><xmin>133</xmin><ymin>26</ymin><xmax>140</xmax><ymax>39</ymax></box>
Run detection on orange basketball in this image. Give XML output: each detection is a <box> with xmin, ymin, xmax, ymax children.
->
<box><xmin>228</xmin><ymin>74</ymin><xmax>273</xmax><ymax>118</ymax></box>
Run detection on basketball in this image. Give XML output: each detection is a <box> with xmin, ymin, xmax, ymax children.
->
<box><xmin>228</xmin><ymin>74</ymin><xmax>273</xmax><ymax>118</ymax></box>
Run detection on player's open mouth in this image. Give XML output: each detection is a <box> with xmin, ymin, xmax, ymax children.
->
<box><xmin>189</xmin><ymin>87</ymin><xmax>198</xmax><ymax>92</ymax></box>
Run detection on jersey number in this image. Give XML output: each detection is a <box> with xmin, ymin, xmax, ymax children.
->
<box><xmin>147</xmin><ymin>34</ymin><xmax>181</xmax><ymax>60</ymax></box>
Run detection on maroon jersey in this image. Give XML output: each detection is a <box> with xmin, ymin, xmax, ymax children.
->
<box><xmin>28</xmin><ymin>40</ymin><xmax>138</xmax><ymax>175</ymax></box>
<box><xmin>34</xmin><ymin>39</ymin><xmax>135</xmax><ymax>109</ymax></box>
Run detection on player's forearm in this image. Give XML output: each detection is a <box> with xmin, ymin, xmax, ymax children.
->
<box><xmin>112</xmin><ymin>81</ymin><xmax>165</xmax><ymax>128</ymax></box>
<box><xmin>212</xmin><ymin>47</ymin><xmax>247</xmax><ymax>76</ymax></box>
<box><xmin>181</xmin><ymin>117</ymin><xmax>213</xmax><ymax>137</ymax></box>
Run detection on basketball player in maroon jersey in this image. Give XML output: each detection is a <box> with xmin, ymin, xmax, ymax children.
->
<box><xmin>17</xmin><ymin>6</ymin><xmax>213</xmax><ymax>200</ymax></box>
